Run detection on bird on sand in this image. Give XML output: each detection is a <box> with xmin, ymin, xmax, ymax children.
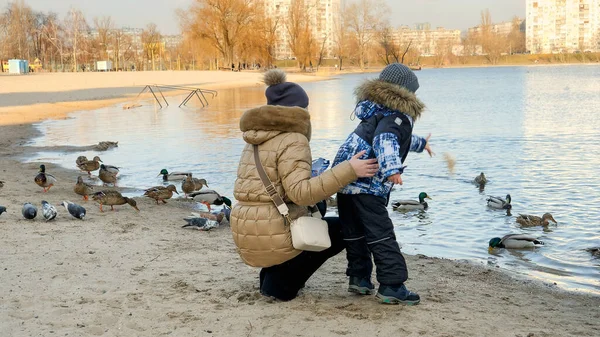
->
<box><xmin>74</xmin><ymin>176</ymin><xmax>94</xmax><ymax>201</ymax></box>
<box><xmin>0</xmin><ymin>205</ymin><xmax>7</xmax><ymax>216</ymax></box>
<box><xmin>35</xmin><ymin>164</ymin><xmax>57</xmax><ymax>192</ymax></box>
<box><xmin>22</xmin><ymin>202</ymin><xmax>38</xmax><ymax>220</ymax></box>
<box><xmin>41</xmin><ymin>200</ymin><xmax>58</xmax><ymax>221</ymax></box>
<box><xmin>182</xmin><ymin>214</ymin><xmax>220</xmax><ymax>231</ymax></box>
<box><xmin>62</xmin><ymin>201</ymin><xmax>86</xmax><ymax>220</ymax></box>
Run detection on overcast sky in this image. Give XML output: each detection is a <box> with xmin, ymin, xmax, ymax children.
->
<box><xmin>2</xmin><ymin>0</ymin><xmax>525</xmax><ymax>34</ymax></box>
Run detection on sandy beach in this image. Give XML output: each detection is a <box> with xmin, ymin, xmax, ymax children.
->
<box><xmin>1</xmin><ymin>71</ymin><xmax>599</xmax><ymax>337</ymax></box>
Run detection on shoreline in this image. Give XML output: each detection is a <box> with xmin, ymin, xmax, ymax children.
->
<box><xmin>1</xmin><ymin>71</ymin><xmax>599</xmax><ymax>336</ymax></box>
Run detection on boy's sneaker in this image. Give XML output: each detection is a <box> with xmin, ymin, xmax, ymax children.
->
<box><xmin>376</xmin><ymin>284</ymin><xmax>420</xmax><ymax>305</ymax></box>
<box><xmin>348</xmin><ymin>276</ymin><xmax>375</xmax><ymax>295</ymax></box>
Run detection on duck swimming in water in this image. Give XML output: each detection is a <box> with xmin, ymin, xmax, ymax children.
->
<box><xmin>487</xmin><ymin>194</ymin><xmax>511</xmax><ymax>210</ymax></box>
<box><xmin>392</xmin><ymin>192</ymin><xmax>431</xmax><ymax>211</ymax></box>
<box><xmin>489</xmin><ymin>234</ymin><xmax>544</xmax><ymax>249</ymax></box>
<box><xmin>516</xmin><ymin>213</ymin><xmax>557</xmax><ymax>227</ymax></box>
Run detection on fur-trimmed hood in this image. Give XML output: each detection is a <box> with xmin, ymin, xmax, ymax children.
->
<box><xmin>354</xmin><ymin>79</ymin><xmax>425</xmax><ymax>120</ymax></box>
<box><xmin>240</xmin><ymin>105</ymin><xmax>311</xmax><ymax>145</ymax></box>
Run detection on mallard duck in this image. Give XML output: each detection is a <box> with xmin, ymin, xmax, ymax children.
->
<box><xmin>99</xmin><ymin>164</ymin><xmax>118</xmax><ymax>186</ymax></box>
<box><xmin>157</xmin><ymin>169</ymin><xmax>189</xmax><ymax>181</ymax></box>
<box><xmin>474</xmin><ymin>172</ymin><xmax>487</xmax><ymax>186</ymax></box>
<box><xmin>35</xmin><ymin>164</ymin><xmax>57</xmax><ymax>192</ymax></box>
<box><xmin>41</xmin><ymin>200</ymin><xmax>58</xmax><ymax>221</ymax></box>
<box><xmin>182</xmin><ymin>213</ymin><xmax>220</xmax><ymax>231</ymax></box>
<box><xmin>74</xmin><ymin>176</ymin><xmax>94</xmax><ymax>200</ymax></box>
<box><xmin>0</xmin><ymin>205</ymin><xmax>6</xmax><ymax>216</ymax></box>
<box><xmin>77</xmin><ymin>156</ymin><xmax>102</xmax><ymax>175</ymax></box>
<box><xmin>92</xmin><ymin>190</ymin><xmax>139</xmax><ymax>212</ymax></box>
<box><xmin>189</xmin><ymin>190</ymin><xmax>232</xmax><ymax>211</ymax></box>
<box><xmin>181</xmin><ymin>174</ymin><xmax>196</xmax><ymax>198</ymax></box>
<box><xmin>76</xmin><ymin>156</ymin><xmax>88</xmax><ymax>167</ymax></box>
<box><xmin>489</xmin><ymin>234</ymin><xmax>544</xmax><ymax>249</ymax></box>
<box><xmin>392</xmin><ymin>192</ymin><xmax>431</xmax><ymax>210</ymax></box>
<box><xmin>487</xmin><ymin>194</ymin><xmax>511</xmax><ymax>210</ymax></box>
<box><xmin>586</xmin><ymin>247</ymin><xmax>600</xmax><ymax>258</ymax></box>
<box><xmin>22</xmin><ymin>202</ymin><xmax>37</xmax><ymax>219</ymax></box>
<box><xmin>516</xmin><ymin>213</ymin><xmax>557</xmax><ymax>227</ymax></box>
<box><xmin>62</xmin><ymin>201</ymin><xmax>86</xmax><ymax>220</ymax></box>
<box><xmin>144</xmin><ymin>184</ymin><xmax>179</xmax><ymax>204</ymax></box>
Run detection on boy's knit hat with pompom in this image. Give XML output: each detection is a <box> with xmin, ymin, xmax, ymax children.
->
<box><xmin>263</xmin><ymin>69</ymin><xmax>309</xmax><ymax>108</ymax></box>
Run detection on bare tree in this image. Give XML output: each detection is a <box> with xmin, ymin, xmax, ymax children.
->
<box><xmin>332</xmin><ymin>5</ymin><xmax>349</xmax><ymax>70</ymax></box>
<box><xmin>477</xmin><ymin>9</ymin><xmax>507</xmax><ymax>65</ymax></box>
<box><xmin>345</xmin><ymin>0</ymin><xmax>389</xmax><ymax>69</ymax></box>
<box><xmin>93</xmin><ymin>16</ymin><xmax>114</xmax><ymax>61</ymax></box>
<box><xmin>287</xmin><ymin>0</ymin><xmax>316</xmax><ymax>70</ymax></box>
<box><xmin>141</xmin><ymin>23</ymin><xmax>161</xmax><ymax>70</ymax></box>
<box><xmin>64</xmin><ymin>7</ymin><xmax>89</xmax><ymax>71</ymax></box>
<box><xmin>180</xmin><ymin>0</ymin><xmax>259</xmax><ymax>67</ymax></box>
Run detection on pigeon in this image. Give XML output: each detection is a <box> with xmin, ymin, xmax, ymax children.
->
<box><xmin>0</xmin><ymin>206</ymin><xmax>6</xmax><ymax>216</ymax></box>
<box><xmin>182</xmin><ymin>214</ymin><xmax>219</xmax><ymax>231</ymax></box>
<box><xmin>22</xmin><ymin>202</ymin><xmax>37</xmax><ymax>220</ymax></box>
<box><xmin>41</xmin><ymin>200</ymin><xmax>58</xmax><ymax>221</ymax></box>
<box><xmin>62</xmin><ymin>201</ymin><xmax>86</xmax><ymax>220</ymax></box>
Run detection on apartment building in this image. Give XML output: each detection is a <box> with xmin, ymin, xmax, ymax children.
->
<box><xmin>526</xmin><ymin>0</ymin><xmax>600</xmax><ymax>53</ymax></box>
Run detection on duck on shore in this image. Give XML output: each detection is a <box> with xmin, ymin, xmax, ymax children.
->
<box><xmin>144</xmin><ymin>185</ymin><xmax>179</xmax><ymax>204</ymax></box>
<box><xmin>189</xmin><ymin>190</ymin><xmax>232</xmax><ymax>211</ymax></box>
<box><xmin>92</xmin><ymin>190</ymin><xmax>139</xmax><ymax>212</ymax></box>
<box><xmin>74</xmin><ymin>176</ymin><xmax>94</xmax><ymax>200</ymax></box>
<box><xmin>77</xmin><ymin>156</ymin><xmax>102</xmax><ymax>175</ymax></box>
<box><xmin>34</xmin><ymin>164</ymin><xmax>57</xmax><ymax>192</ymax></box>
<box><xmin>99</xmin><ymin>164</ymin><xmax>118</xmax><ymax>186</ymax></box>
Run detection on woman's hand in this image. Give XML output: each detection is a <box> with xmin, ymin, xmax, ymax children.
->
<box><xmin>349</xmin><ymin>151</ymin><xmax>379</xmax><ymax>178</ymax></box>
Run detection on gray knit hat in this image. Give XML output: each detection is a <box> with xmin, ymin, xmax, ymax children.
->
<box><xmin>379</xmin><ymin>63</ymin><xmax>419</xmax><ymax>93</ymax></box>
<box><xmin>263</xmin><ymin>69</ymin><xmax>309</xmax><ymax>108</ymax></box>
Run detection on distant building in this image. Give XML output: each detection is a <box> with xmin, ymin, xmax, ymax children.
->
<box><xmin>526</xmin><ymin>0</ymin><xmax>600</xmax><ymax>53</ymax></box>
<box><xmin>265</xmin><ymin>0</ymin><xmax>341</xmax><ymax>60</ymax></box>
<box><xmin>393</xmin><ymin>26</ymin><xmax>462</xmax><ymax>56</ymax></box>
<box><xmin>468</xmin><ymin>18</ymin><xmax>524</xmax><ymax>37</ymax></box>
<box><xmin>414</xmin><ymin>22</ymin><xmax>432</xmax><ymax>31</ymax></box>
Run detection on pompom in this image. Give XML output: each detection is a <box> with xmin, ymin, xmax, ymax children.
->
<box><xmin>263</xmin><ymin>69</ymin><xmax>287</xmax><ymax>86</ymax></box>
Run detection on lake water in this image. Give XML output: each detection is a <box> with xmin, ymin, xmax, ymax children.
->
<box><xmin>29</xmin><ymin>65</ymin><xmax>600</xmax><ymax>294</ymax></box>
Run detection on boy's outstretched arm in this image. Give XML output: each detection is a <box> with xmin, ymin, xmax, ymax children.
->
<box><xmin>410</xmin><ymin>134</ymin><xmax>434</xmax><ymax>157</ymax></box>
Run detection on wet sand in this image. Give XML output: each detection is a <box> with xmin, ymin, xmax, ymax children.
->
<box><xmin>0</xmin><ymin>71</ymin><xmax>599</xmax><ymax>337</ymax></box>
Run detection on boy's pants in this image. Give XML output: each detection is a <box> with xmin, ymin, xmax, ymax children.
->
<box><xmin>336</xmin><ymin>193</ymin><xmax>408</xmax><ymax>286</ymax></box>
<box><xmin>259</xmin><ymin>217</ymin><xmax>346</xmax><ymax>301</ymax></box>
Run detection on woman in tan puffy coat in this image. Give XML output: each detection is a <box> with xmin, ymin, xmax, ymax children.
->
<box><xmin>231</xmin><ymin>69</ymin><xmax>378</xmax><ymax>301</ymax></box>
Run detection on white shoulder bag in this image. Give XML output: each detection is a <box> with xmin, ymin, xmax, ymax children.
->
<box><xmin>253</xmin><ymin>145</ymin><xmax>331</xmax><ymax>252</ymax></box>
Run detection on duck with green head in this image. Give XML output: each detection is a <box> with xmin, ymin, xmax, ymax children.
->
<box><xmin>487</xmin><ymin>194</ymin><xmax>511</xmax><ymax>210</ymax></box>
<box><xmin>35</xmin><ymin>164</ymin><xmax>57</xmax><ymax>192</ymax></box>
<box><xmin>392</xmin><ymin>192</ymin><xmax>431</xmax><ymax>210</ymax></box>
<box><xmin>489</xmin><ymin>234</ymin><xmax>544</xmax><ymax>249</ymax></box>
<box><xmin>189</xmin><ymin>190</ymin><xmax>232</xmax><ymax>212</ymax></box>
<box><xmin>157</xmin><ymin>169</ymin><xmax>189</xmax><ymax>181</ymax></box>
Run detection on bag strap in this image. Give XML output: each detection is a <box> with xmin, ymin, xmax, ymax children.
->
<box><xmin>253</xmin><ymin>145</ymin><xmax>292</xmax><ymax>224</ymax></box>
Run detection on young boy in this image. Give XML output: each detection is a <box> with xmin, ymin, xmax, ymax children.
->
<box><xmin>333</xmin><ymin>63</ymin><xmax>428</xmax><ymax>305</ymax></box>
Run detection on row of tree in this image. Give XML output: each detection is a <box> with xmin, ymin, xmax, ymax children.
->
<box><xmin>0</xmin><ymin>0</ymin><xmax>525</xmax><ymax>72</ymax></box>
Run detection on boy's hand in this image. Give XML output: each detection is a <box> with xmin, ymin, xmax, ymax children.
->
<box><xmin>424</xmin><ymin>133</ymin><xmax>435</xmax><ymax>157</ymax></box>
<box><xmin>388</xmin><ymin>173</ymin><xmax>403</xmax><ymax>185</ymax></box>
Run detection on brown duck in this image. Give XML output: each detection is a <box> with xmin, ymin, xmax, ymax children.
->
<box><xmin>144</xmin><ymin>184</ymin><xmax>179</xmax><ymax>204</ymax></box>
<box><xmin>76</xmin><ymin>156</ymin><xmax>88</xmax><ymax>167</ymax></box>
<box><xmin>99</xmin><ymin>164</ymin><xmax>118</xmax><ymax>186</ymax></box>
<box><xmin>92</xmin><ymin>190</ymin><xmax>139</xmax><ymax>212</ymax></box>
<box><xmin>516</xmin><ymin>213</ymin><xmax>557</xmax><ymax>227</ymax></box>
<box><xmin>74</xmin><ymin>176</ymin><xmax>94</xmax><ymax>200</ymax></box>
<box><xmin>181</xmin><ymin>174</ymin><xmax>196</xmax><ymax>198</ymax></box>
<box><xmin>77</xmin><ymin>156</ymin><xmax>102</xmax><ymax>175</ymax></box>
<box><xmin>34</xmin><ymin>164</ymin><xmax>57</xmax><ymax>192</ymax></box>
<box><xmin>193</xmin><ymin>178</ymin><xmax>208</xmax><ymax>191</ymax></box>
